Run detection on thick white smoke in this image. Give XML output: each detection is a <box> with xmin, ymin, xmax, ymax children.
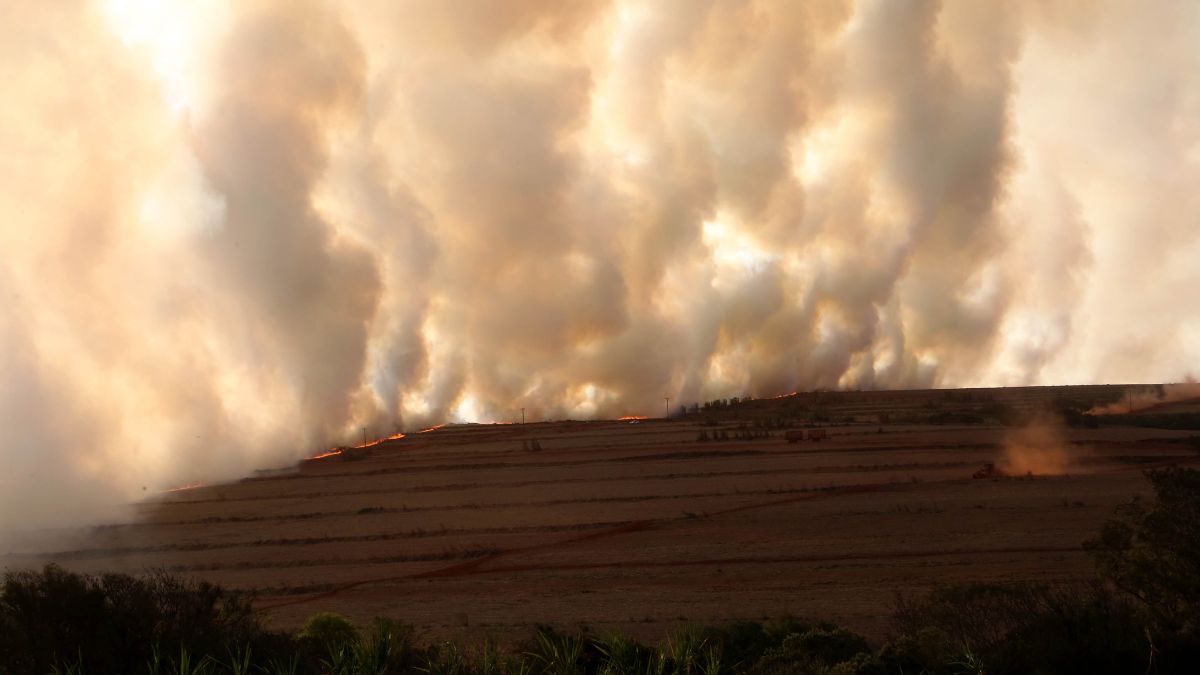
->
<box><xmin>2</xmin><ymin>0</ymin><xmax>1199</xmax><ymax>533</ymax></box>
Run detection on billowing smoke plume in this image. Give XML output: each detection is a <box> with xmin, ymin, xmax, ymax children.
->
<box><xmin>2</xmin><ymin>0</ymin><xmax>1199</xmax><ymax>533</ymax></box>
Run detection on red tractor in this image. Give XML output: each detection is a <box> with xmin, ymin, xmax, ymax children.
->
<box><xmin>973</xmin><ymin>462</ymin><xmax>1008</xmax><ymax>479</ymax></box>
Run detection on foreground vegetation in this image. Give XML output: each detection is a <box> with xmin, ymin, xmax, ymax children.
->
<box><xmin>3</xmin><ymin>468</ymin><xmax>1197</xmax><ymax>675</ymax></box>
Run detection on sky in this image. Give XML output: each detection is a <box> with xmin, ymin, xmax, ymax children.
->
<box><xmin>1</xmin><ymin>0</ymin><xmax>1199</xmax><ymax>532</ymax></box>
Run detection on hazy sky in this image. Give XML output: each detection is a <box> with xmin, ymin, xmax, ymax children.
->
<box><xmin>2</xmin><ymin>0</ymin><xmax>1199</xmax><ymax>532</ymax></box>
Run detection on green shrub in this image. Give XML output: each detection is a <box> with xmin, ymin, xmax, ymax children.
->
<box><xmin>893</xmin><ymin>583</ymin><xmax>1045</xmax><ymax>655</ymax></box>
<box><xmin>746</xmin><ymin>626</ymin><xmax>869</xmax><ymax>674</ymax></box>
<box><xmin>689</xmin><ymin>616</ymin><xmax>812</xmax><ymax>671</ymax></box>
<box><xmin>1084</xmin><ymin>466</ymin><xmax>1200</xmax><ymax>671</ymax></box>
<box><xmin>890</xmin><ymin>583</ymin><xmax>1152</xmax><ymax>674</ymax></box>
<box><xmin>298</xmin><ymin>612</ymin><xmax>359</xmax><ymax>652</ymax></box>
<box><xmin>853</xmin><ymin>628</ymin><xmax>955</xmax><ymax>675</ymax></box>
<box><xmin>1085</xmin><ymin>467</ymin><xmax>1200</xmax><ymax>631</ymax></box>
<box><xmin>986</xmin><ymin>588</ymin><xmax>1145</xmax><ymax>675</ymax></box>
<box><xmin>786</xmin><ymin>627</ymin><xmax>870</xmax><ymax>665</ymax></box>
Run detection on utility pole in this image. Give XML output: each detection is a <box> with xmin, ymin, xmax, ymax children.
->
<box><xmin>361</xmin><ymin>427</ymin><xmax>367</xmax><ymax>446</ymax></box>
<box><xmin>664</xmin><ymin>397</ymin><xmax>670</xmax><ymax>418</ymax></box>
<box><xmin>521</xmin><ymin>407</ymin><xmax>526</xmax><ymax>424</ymax></box>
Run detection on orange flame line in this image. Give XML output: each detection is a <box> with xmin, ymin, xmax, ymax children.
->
<box><xmin>354</xmin><ymin>431</ymin><xmax>407</xmax><ymax>449</ymax></box>
<box><xmin>308</xmin><ymin>432</ymin><xmax>408</xmax><ymax>461</ymax></box>
<box><xmin>162</xmin><ymin>482</ymin><xmax>205</xmax><ymax>493</ymax></box>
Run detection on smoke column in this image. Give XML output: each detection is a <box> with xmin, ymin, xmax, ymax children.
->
<box><xmin>2</xmin><ymin>0</ymin><xmax>1199</xmax><ymax>532</ymax></box>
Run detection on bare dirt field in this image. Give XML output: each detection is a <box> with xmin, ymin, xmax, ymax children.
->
<box><xmin>8</xmin><ymin>385</ymin><xmax>1200</xmax><ymax>644</ymax></box>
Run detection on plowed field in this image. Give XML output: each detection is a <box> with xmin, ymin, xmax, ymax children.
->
<box><xmin>10</xmin><ymin>385</ymin><xmax>1198</xmax><ymax>642</ymax></box>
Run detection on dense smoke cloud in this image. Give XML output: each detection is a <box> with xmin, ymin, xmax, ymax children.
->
<box><xmin>2</xmin><ymin>0</ymin><xmax>1199</xmax><ymax>533</ymax></box>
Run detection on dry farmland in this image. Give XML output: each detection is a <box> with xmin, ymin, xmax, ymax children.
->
<box><xmin>8</xmin><ymin>385</ymin><xmax>1200</xmax><ymax>643</ymax></box>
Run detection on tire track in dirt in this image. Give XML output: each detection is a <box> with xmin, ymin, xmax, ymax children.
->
<box><xmin>277</xmin><ymin>449</ymin><xmax>771</xmax><ymax>482</ymax></box>
<box><xmin>162</xmin><ymin>461</ymin><xmax>974</xmax><ymax>506</ymax></box>
<box><xmin>31</xmin><ymin>480</ymin><xmax>947</xmax><ymax>563</ymax></box>
<box><xmin>168</xmin><ymin>548</ymin><xmax>501</xmax><ymax>573</ymax></box>
<box><xmin>33</xmin><ymin>521</ymin><xmax>633</xmax><ymax>560</ymax></box>
<box><xmin>265</xmin><ymin>442</ymin><xmax>1001</xmax><ymax>483</ymax></box>
<box><xmin>136</xmin><ymin>484</ymin><xmax>915</xmax><ymax>528</ymax></box>
<box><xmin>252</xmin><ymin>478</ymin><xmax>943</xmax><ymax>611</ymax></box>
<box><xmin>462</xmin><ymin>545</ymin><xmax>1083</xmax><ymax>578</ymax></box>
<box><xmin>256</xmin><ymin>520</ymin><xmax>652</xmax><ymax>610</ymax></box>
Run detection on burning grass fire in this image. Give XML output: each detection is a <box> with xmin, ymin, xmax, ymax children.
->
<box><xmin>306</xmin><ymin>432</ymin><xmax>408</xmax><ymax>462</ymax></box>
<box><xmin>160</xmin><ymin>482</ymin><xmax>206</xmax><ymax>494</ymax></box>
<box><xmin>356</xmin><ymin>432</ymin><xmax>408</xmax><ymax>448</ymax></box>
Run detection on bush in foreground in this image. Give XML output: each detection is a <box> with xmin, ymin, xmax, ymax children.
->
<box><xmin>0</xmin><ymin>565</ymin><xmax>283</xmax><ymax>675</ymax></box>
